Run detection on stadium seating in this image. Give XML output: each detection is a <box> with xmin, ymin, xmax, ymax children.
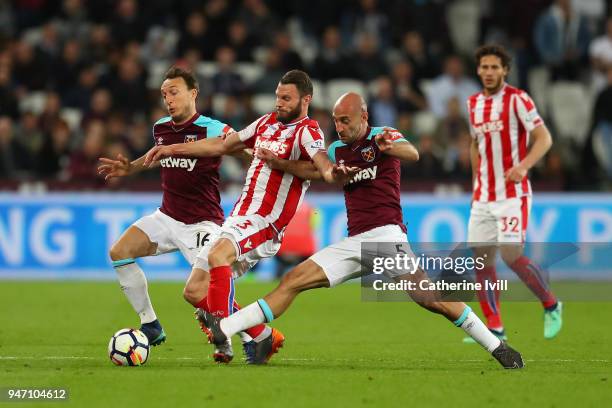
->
<box><xmin>211</xmin><ymin>93</ymin><xmax>228</xmax><ymax>116</ymax></box>
<box><xmin>196</xmin><ymin>62</ymin><xmax>217</xmax><ymax>78</ymax></box>
<box><xmin>235</xmin><ymin>63</ymin><xmax>264</xmax><ymax>85</ymax></box>
<box><xmin>310</xmin><ymin>79</ymin><xmax>328</xmax><ymax>110</ymax></box>
<box><xmin>528</xmin><ymin>66</ymin><xmax>551</xmax><ymax>118</ymax></box>
<box><xmin>325</xmin><ymin>79</ymin><xmax>367</xmax><ymax>110</ymax></box>
<box><xmin>147</xmin><ymin>60</ymin><xmax>171</xmax><ymax>90</ymax></box>
<box><xmin>412</xmin><ymin>111</ymin><xmax>439</xmax><ymax>136</ymax></box>
<box><xmin>252</xmin><ymin>94</ymin><xmax>276</xmax><ymax>115</ymax></box>
<box><xmin>447</xmin><ymin>0</ymin><xmax>480</xmax><ymax>56</ymax></box>
<box><xmin>548</xmin><ymin>81</ymin><xmax>591</xmax><ymax>144</ymax></box>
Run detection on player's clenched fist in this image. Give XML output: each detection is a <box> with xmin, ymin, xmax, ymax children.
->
<box><xmin>255</xmin><ymin>147</ymin><xmax>280</xmax><ymax>169</ymax></box>
<box><xmin>504</xmin><ymin>164</ymin><xmax>527</xmax><ymax>182</ymax></box>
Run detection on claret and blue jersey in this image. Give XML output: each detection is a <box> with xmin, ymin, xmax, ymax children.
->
<box><xmin>327</xmin><ymin>126</ymin><xmax>409</xmax><ymax>237</ymax></box>
<box><xmin>152</xmin><ymin>113</ymin><xmax>232</xmax><ymax>225</ymax></box>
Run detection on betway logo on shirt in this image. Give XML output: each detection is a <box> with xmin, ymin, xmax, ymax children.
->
<box><xmin>254</xmin><ymin>138</ymin><xmax>289</xmax><ymax>155</ymax></box>
<box><xmin>349</xmin><ymin>166</ymin><xmax>377</xmax><ymax>184</ymax></box>
<box><xmin>159</xmin><ymin>157</ymin><xmax>198</xmax><ymax>171</ymax></box>
<box><xmin>473</xmin><ymin>120</ymin><xmax>504</xmax><ymax>134</ymax></box>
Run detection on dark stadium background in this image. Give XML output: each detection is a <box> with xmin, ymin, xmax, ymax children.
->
<box><xmin>0</xmin><ymin>0</ymin><xmax>610</xmax><ymax>193</ymax></box>
<box><xmin>1</xmin><ymin>3</ymin><xmax>611</xmax><ymax>407</ymax></box>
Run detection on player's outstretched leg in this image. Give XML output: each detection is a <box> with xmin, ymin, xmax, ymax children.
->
<box><xmin>501</xmin><ymin>249</ymin><xmax>562</xmax><ymax>339</ymax></box>
<box><xmin>200</xmin><ymin>260</ymin><xmax>328</xmax><ymax>364</ymax></box>
<box><xmin>398</xmin><ymin>271</ymin><xmax>524</xmax><ymax>369</ymax></box>
<box><xmin>424</xmin><ymin>302</ymin><xmax>523</xmax><ymax>369</ymax></box>
<box><xmin>110</xmin><ymin>226</ymin><xmax>166</xmax><ymax>346</ymax></box>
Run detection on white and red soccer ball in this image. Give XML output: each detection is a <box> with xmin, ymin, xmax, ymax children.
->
<box><xmin>108</xmin><ymin>328</ymin><xmax>149</xmax><ymax>366</ymax></box>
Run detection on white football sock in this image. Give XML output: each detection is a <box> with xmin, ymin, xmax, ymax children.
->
<box><xmin>220</xmin><ymin>302</ymin><xmax>266</xmax><ymax>338</ymax></box>
<box><xmin>114</xmin><ymin>261</ymin><xmax>157</xmax><ymax>324</ymax></box>
<box><xmin>458</xmin><ymin>310</ymin><xmax>502</xmax><ymax>352</ymax></box>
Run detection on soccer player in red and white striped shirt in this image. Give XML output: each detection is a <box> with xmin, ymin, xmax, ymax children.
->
<box><xmin>466</xmin><ymin>44</ymin><xmax>562</xmax><ymax>342</ymax></box>
<box><xmin>146</xmin><ymin>70</ymin><xmax>351</xmax><ymax>363</ymax></box>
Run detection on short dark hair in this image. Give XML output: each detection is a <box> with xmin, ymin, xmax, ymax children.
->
<box><xmin>279</xmin><ymin>70</ymin><xmax>313</xmax><ymax>97</ymax></box>
<box><xmin>475</xmin><ymin>44</ymin><xmax>512</xmax><ymax>70</ymax></box>
<box><xmin>164</xmin><ymin>66</ymin><xmax>199</xmax><ymax>92</ymax></box>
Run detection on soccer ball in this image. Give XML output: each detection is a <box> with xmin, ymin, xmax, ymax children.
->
<box><xmin>108</xmin><ymin>328</ymin><xmax>150</xmax><ymax>366</ymax></box>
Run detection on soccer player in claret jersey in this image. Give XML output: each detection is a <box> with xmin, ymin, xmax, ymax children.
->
<box><xmin>97</xmin><ymin>66</ymin><xmax>272</xmax><ymax>361</ymax></box>
<box><xmin>145</xmin><ymin>70</ymin><xmax>355</xmax><ymax>364</ymax></box>
<box><xmin>197</xmin><ymin>92</ymin><xmax>525</xmax><ymax>369</ymax></box>
<box><xmin>465</xmin><ymin>44</ymin><xmax>562</xmax><ymax>343</ymax></box>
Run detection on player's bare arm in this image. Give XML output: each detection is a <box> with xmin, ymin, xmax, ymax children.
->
<box><xmin>375</xmin><ymin>129</ymin><xmax>419</xmax><ymax>162</ymax></box>
<box><xmin>470</xmin><ymin>137</ymin><xmax>479</xmax><ymax>185</ymax></box>
<box><xmin>98</xmin><ymin>152</ymin><xmax>160</xmax><ymax>180</ymax></box>
<box><xmin>504</xmin><ymin>125</ymin><xmax>552</xmax><ymax>182</ymax></box>
<box><xmin>256</xmin><ymin>148</ymin><xmax>358</xmax><ymax>183</ymax></box>
<box><xmin>231</xmin><ymin>147</ymin><xmax>254</xmax><ymax>163</ymax></box>
<box><xmin>311</xmin><ymin>151</ymin><xmax>360</xmax><ymax>184</ymax></box>
<box><xmin>143</xmin><ymin>134</ymin><xmax>247</xmax><ymax>166</ymax></box>
<box><xmin>256</xmin><ymin>147</ymin><xmax>322</xmax><ymax>180</ymax></box>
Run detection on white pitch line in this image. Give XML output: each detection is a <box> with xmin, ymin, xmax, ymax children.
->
<box><xmin>0</xmin><ymin>356</ymin><xmax>609</xmax><ymax>363</ymax></box>
<box><xmin>0</xmin><ymin>356</ymin><xmax>95</xmax><ymax>360</ymax></box>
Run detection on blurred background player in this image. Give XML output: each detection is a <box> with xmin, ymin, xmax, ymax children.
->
<box><xmin>97</xmin><ymin>66</ymin><xmax>255</xmax><ymax>356</ymax></box>
<box><xmin>198</xmin><ymin>92</ymin><xmax>525</xmax><ymax>369</ymax></box>
<box><xmin>274</xmin><ymin>200</ymin><xmax>318</xmax><ymax>278</ymax></box>
<box><xmin>465</xmin><ymin>44</ymin><xmax>562</xmax><ymax>343</ymax></box>
<box><xmin>145</xmin><ymin>70</ymin><xmax>354</xmax><ymax>363</ymax></box>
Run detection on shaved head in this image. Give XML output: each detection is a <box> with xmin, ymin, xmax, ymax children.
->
<box><xmin>334</xmin><ymin>92</ymin><xmax>367</xmax><ymax>115</ymax></box>
<box><xmin>332</xmin><ymin>92</ymin><xmax>369</xmax><ymax>144</ymax></box>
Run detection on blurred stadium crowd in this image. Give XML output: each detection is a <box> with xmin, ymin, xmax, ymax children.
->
<box><xmin>0</xmin><ymin>0</ymin><xmax>611</xmax><ymax>193</ymax></box>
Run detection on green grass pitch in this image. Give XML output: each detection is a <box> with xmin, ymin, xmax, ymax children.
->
<box><xmin>0</xmin><ymin>281</ymin><xmax>610</xmax><ymax>408</ymax></box>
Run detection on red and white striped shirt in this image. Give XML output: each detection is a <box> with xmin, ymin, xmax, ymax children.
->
<box><xmin>467</xmin><ymin>84</ymin><xmax>544</xmax><ymax>202</ymax></box>
<box><xmin>231</xmin><ymin>113</ymin><xmax>325</xmax><ymax>230</ymax></box>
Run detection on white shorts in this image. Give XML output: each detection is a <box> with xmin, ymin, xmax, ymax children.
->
<box><xmin>133</xmin><ymin>209</ymin><xmax>222</xmax><ymax>265</ymax></box>
<box><xmin>193</xmin><ymin>214</ymin><xmax>281</xmax><ymax>278</ymax></box>
<box><xmin>467</xmin><ymin>196</ymin><xmax>532</xmax><ymax>244</ymax></box>
<box><xmin>310</xmin><ymin>224</ymin><xmax>413</xmax><ymax>287</ymax></box>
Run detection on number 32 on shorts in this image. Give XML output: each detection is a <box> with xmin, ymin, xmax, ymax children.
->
<box><xmin>500</xmin><ymin>216</ymin><xmax>520</xmax><ymax>233</ymax></box>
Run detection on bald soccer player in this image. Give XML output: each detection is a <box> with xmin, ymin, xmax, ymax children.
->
<box><xmin>197</xmin><ymin>92</ymin><xmax>525</xmax><ymax>369</ymax></box>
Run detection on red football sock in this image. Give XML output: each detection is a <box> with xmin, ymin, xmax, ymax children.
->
<box><xmin>198</xmin><ymin>297</ymin><xmax>242</xmax><ymax>313</ymax></box>
<box><xmin>475</xmin><ymin>266</ymin><xmax>503</xmax><ymax>329</ymax></box>
<box><xmin>195</xmin><ymin>296</ymin><xmax>209</xmax><ymax>311</ymax></box>
<box><xmin>208</xmin><ymin>265</ymin><xmax>234</xmax><ymax>318</ymax></box>
<box><xmin>245</xmin><ymin>323</ymin><xmax>265</xmax><ymax>339</ymax></box>
<box><xmin>509</xmin><ymin>256</ymin><xmax>557</xmax><ymax>309</ymax></box>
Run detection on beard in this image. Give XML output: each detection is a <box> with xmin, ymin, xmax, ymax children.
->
<box><xmin>485</xmin><ymin>77</ymin><xmax>504</xmax><ymax>93</ymax></box>
<box><xmin>276</xmin><ymin>102</ymin><xmax>302</xmax><ymax>124</ymax></box>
